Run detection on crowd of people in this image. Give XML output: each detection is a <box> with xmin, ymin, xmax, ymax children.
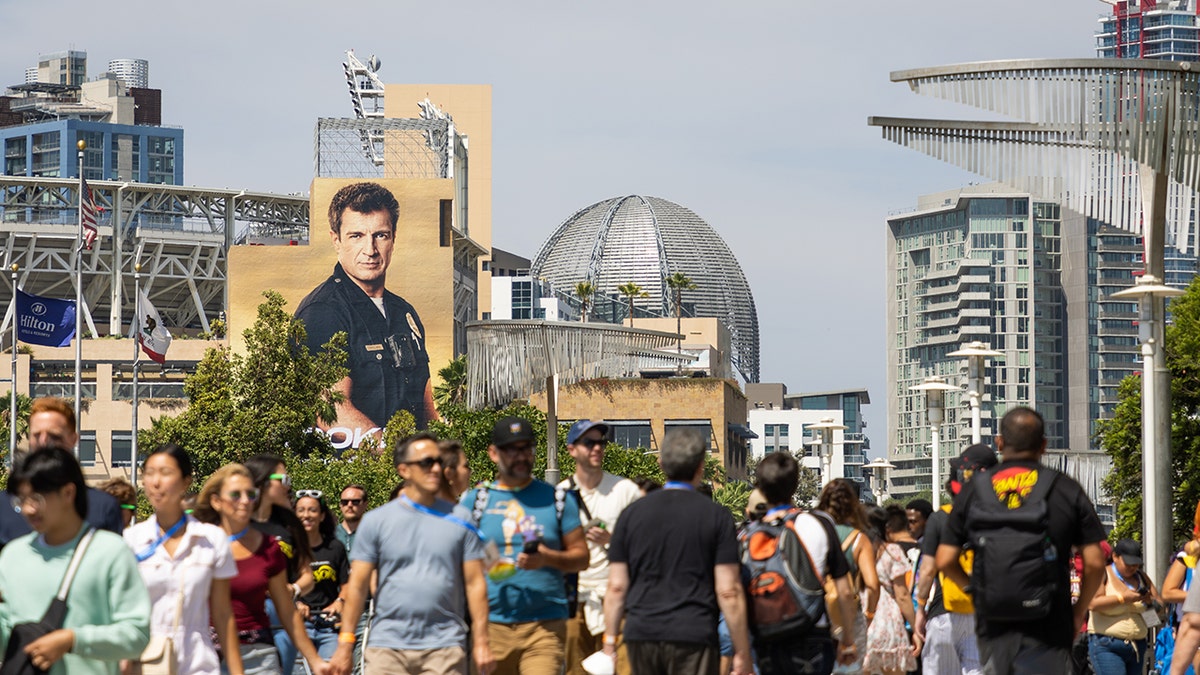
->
<box><xmin>2</xmin><ymin>399</ymin><xmax>1200</xmax><ymax>675</ymax></box>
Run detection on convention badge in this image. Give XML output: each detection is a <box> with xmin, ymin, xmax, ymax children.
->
<box><xmin>1142</xmin><ymin>606</ymin><xmax>1162</xmax><ymax>629</ymax></box>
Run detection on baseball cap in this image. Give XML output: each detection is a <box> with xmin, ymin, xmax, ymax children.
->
<box><xmin>491</xmin><ymin>416</ymin><xmax>535</xmax><ymax>448</ymax></box>
<box><xmin>1114</xmin><ymin>538</ymin><xmax>1144</xmax><ymax>566</ymax></box>
<box><xmin>949</xmin><ymin>443</ymin><xmax>999</xmax><ymax>472</ymax></box>
<box><xmin>567</xmin><ymin>419</ymin><xmax>610</xmax><ymax>446</ymax></box>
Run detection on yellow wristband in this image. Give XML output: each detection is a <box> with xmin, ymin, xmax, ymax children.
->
<box><xmin>338</xmin><ymin>632</ymin><xmax>357</xmax><ymax>645</ymax></box>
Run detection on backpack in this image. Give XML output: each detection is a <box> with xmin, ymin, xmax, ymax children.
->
<box><xmin>471</xmin><ymin>484</ymin><xmax>577</xmax><ymax>615</ymax></box>
<box><xmin>833</xmin><ymin>523</ymin><xmax>863</xmax><ymax>597</ymax></box>
<box><xmin>739</xmin><ymin>509</ymin><xmax>834</xmax><ymax>642</ymax></box>
<box><xmin>938</xmin><ymin>504</ymin><xmax>976</xmax><ymax>614</ymax></box>
<box><xmin>964</xmin><ymin>467</ymin><xmax>1060</xmax><ymax>622</ymax></box>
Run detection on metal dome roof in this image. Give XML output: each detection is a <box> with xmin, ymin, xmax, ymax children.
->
<box><xmin>530</xmin><ymin>195</ymin><xmax>760</xmax><ymax>382</ymax></box>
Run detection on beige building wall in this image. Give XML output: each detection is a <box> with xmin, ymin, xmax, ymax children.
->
<box><xmin>3</xmin><ymin>338</ymin><xmax>220</xmax><ymax>484</ymax></box>
<box><xmin>386</xmin><ymin>84</ymin><xmax>493</xmax><ymax>319</ymax></box>
<box><xmin>530</xmin><ymin>378</ymin><xmax>750</xmax><ymax>478</ymax></box>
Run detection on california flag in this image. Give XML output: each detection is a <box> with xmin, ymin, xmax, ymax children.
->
<box><xmin>136</xmin><ymin>289</ymin><xmax>171</xmax><ymax>364</ymax></box>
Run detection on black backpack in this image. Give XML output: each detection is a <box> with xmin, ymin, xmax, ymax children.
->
<box><xmin>964</xmin><ymin>467</ymin><xmax>1060</xmax><ymax>622</ymax></box>
<box><xmin>739</xmin><ymin>510</ymin><xmax>833</xmax><ymax>642</ymax></box>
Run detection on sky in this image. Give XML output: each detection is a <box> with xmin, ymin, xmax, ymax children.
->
<box><xmin>0</xmin><ymin>0</ymin><xmax>1108</xmax><ymax>455</ymax></box>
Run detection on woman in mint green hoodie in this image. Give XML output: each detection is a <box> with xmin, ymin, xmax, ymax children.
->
<box><xmin>0</xmin><ymin>446</ymin><xmax>151</xmax><ymax>675</ymax></box>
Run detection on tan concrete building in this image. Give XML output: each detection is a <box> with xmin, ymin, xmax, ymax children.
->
<box><xmin>3</xmin><ymin>337</ymin><xmax>220</xmax><ymax>483</ymax></box>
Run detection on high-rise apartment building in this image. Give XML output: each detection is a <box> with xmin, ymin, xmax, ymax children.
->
<box><xmin>887</xmin><ymin>185</ymin><xmax>1067</xmax><ymax>499</ymax></box>
<box><xmin>34</xmin><ymin>50</ymin><xmax>87</xmax><ymax>86</ymax></box>
<box><xmin>1096</xmin><ymin>0</ymin><xmax>1199</xmax><ymax>60</ymax></box>
<box><xmin>106</xmin><ymin>58</ymin><xmax>149</xmax><ymax>90</ymax></box>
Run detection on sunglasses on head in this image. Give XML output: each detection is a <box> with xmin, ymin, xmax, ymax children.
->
<box><xmin>269</xmin><ymin>473</ymin><xmax>291</xmax><ymax>488</ymax></box>
<box><xmin>223</xmin><ymin>488</ymin><xmax>260</xmax><ymax>503</ymax></box>
<box><xmin>403</xmin><ymin>457</ymin><xmax>444</xmax><ymax>471</ymax></box>
<box><xmin>296</xmin><ymin>490</ymin><xmax>323</xmax><ymax>500</ymax></box>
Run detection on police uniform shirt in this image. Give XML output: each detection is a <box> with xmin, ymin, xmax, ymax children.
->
<box><xmin>295</xmin><ymin>263</ymin><xmax>432</xmax><ymax>429</ymax></box>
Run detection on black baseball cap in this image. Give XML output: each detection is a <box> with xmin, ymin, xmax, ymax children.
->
<box><xmin>950</xmin><ymin>443</ymin><xmax>999</xmax><ymax>472</ymax></box>
<box><xmin>1114</xmin><ymin>538</ymin><xmax>1143</xmax><ymax>566</ymax></box>
<box><xmin>491</xmin><ymin>416</ymin><xmax>535</xmax><ymax>448</ymax></box>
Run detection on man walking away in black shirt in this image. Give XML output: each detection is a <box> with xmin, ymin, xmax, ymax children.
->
<box><xmin>937</xmin><ymin>407</ymin><xmax>1106</xmax><ymax>675</ymax></box>
<box><xmin>603</xmin><ymin>428</ymin><xmax>752</xmax><ymax>675</ymax></box>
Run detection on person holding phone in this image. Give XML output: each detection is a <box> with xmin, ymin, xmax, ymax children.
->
<box><xmin>1087</xmin><ymin>538</ymin><xmax>1163</xmax><ymax>675</ymax></box>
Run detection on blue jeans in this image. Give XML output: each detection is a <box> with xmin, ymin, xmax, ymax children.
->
<box><xmin>1087</xmin><ymin>634</ymin><xmax>1147</xmax><ymax>675</ymax></box>
<box><xmin>306</xmin><ymin>618</ymin><xmax>340</xmax><ymax>660</ymax></box>
<box><xmin>265</xmin><ymin>598</ymin><xmax>299</xmax><ymax>670</ymax></box>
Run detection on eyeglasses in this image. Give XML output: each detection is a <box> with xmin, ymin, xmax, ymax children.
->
<box><xmin>9</xmin><ymin>493</ymin><xmax>46</xmax><ymax>514</ymax></box>
<box><xmin>223</xmin><ymin>489</ymin><xmax>260</xmax><ymax>503</ymax></box>
<box><xmin>499</xmin><ymin>443</ymin><xmax>534</xmax><ymax>454</ymax></box>
<box><xmin>296</xmin><ymin>490</ymin><xmax>323</xmax><ymax>500</ymax></box>
<box><xmin>340</xmin><ymin>498</ymin><xmax>364</xmax><ymax>506</ymax></box>
<box><xmin>403</xmin><ymin>457</ymin><xmax>444</xmax><ymax>471</ymax></box>
<box><xmin>269</xmin><ymin>473</ymin><xmax>291</xmax><ymax>488</ymax></box>
<box><xmin>576</xmin><ymin>438</ymin><xmax>605</xmax><ymax>449</ymax></box>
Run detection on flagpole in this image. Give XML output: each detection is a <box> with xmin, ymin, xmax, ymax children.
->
<box><xmin>8</xmin><ymin>264</ymin><xmax>18</xmax><ymax>470</ymax></box>
<box><xmin>74</xmin><ymin>140</ymin><xmax>84</xmax><ymax>457</ymax></box>
<box><xmin>131</xmin><ymin>264</ymin><xmax>140</xmax><ymax>490</ymax></box>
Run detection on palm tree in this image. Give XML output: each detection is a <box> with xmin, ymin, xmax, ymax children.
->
<box><xmin>433</xmin><ymin>354</ymin><xmax>468</xmax><ymax>410</ymax></box>
<box><xmin>616</xmin><ymin>282</ymin><xmax>649</xmax><ymax>328</ymax></box>
<box><xmin>665</xmin><ymin>272</ymin><xmax>697</xmax><ymax>352</ymax></box>
<box><xmin>574</xmin><ymin>281</ymin><xmax>596</xmax><ymax>323</ymax></box>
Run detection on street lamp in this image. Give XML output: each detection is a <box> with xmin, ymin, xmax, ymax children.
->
<box><xmin>805</xmin><ymin>417</ymin><xmax>847</xmax><ymax>486</ymax></box>
<box><xmin>1111</xmin><ymin>274</ymin><xmax>1185</xmax><ymax>586</ymax></box>
<box><xmin>947</xmin><ymin>341</ymin><xmax>1004</xmax><ymax>444</ymax></box>
<box><xmin>863</xmin><ymin>457</ymin><xmax>897</xmax><ymax>505</ymax></box>
<box><xmin>910</xmin><ymin>376</ymin><xmax>959</xmax><ymax>509</ymax></box>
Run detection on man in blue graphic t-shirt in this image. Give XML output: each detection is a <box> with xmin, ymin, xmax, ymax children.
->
<box><xmin>463</xmin><ymin>416</ymin><xmax>589</xmax><ymax>675</ymax></box>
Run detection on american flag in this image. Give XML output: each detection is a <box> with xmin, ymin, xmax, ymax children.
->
<box><xmin>80</xmin><ymin>177</ymin><xmax>98</xmax><ymax>250</ymax></box>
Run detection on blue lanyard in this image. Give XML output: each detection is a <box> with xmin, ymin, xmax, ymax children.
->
<box><xmin>135</xmin><ymin>517</ymin><xmax>186</xmax><ymax>562</ymax></box>
<box><xmin>400</xmin><ymin>495</ymin><xmax>484</xmax><ymax>540</ymax></box>
<box><xmin>228</xmin><ymin>527</ymin><xmax>249</xmax><ymax>543</ymax></box>
<box><xmin>1111</xmin><ymin>563</ymin><xmax>1144</xmax><ymax>592</ymax></box>
<box><xmin>765</xmin><ymin>506</ymin><xmax>792</xmax><ymax>519</ymax></box>
<box><xmin>664</xmin><ymin>481</ymin><xmax>695</xmax><ymax>490</ymax></box>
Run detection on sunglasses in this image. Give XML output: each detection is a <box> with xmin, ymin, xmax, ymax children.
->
<box><xmin>296</xmin><ymin>490</ymin><xmax>323</xmax><ymax>500</ymax></box>
<box><xmin>403</xmin><ymin>457</ymin><xmax>444</xmax><ymax>471</ymax></box>
<box><xmin>269</xmin><ymin>473</ymin><xmax>291</xmax><ymax>488</ymax></box>
<box><xmin>340</xmin><ymin>498</ymin><xmax>364</xmax><ymax>506</ymax></box>
<box><xmin>576</xmin><ymin>438</ymin><xmax>605</xmax><ymax>449</ymax></box>
<box><xmin>223</xmin><ymin>489</ymin><xmax>260</xmax><ymax>503</ymax></box>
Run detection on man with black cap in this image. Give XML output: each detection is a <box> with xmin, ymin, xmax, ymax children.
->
<box><xmin>912</xmin><ymin>443</ymin><xmax>994</xmax><ymax>675</ymax></box>
<box><xmin>936</xmin><ymin>406</ymin><xmax>1106</xmax><ymax>675</ymax></box>
<box><xmin>462</xmin><ymin>416</ymin><xmax>589</xmax><ymax>675</ymax></box>
<box><xmin>557</xmin><ymin>419</ymin><xmax>642</xmax><ymax>675</ymax></box>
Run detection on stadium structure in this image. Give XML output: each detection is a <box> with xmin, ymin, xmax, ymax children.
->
<box><xmin>530</xmin><ymin>195</ymin><xmax>761</xmax><ymax>383</ymax></box>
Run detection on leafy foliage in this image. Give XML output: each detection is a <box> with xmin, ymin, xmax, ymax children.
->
<box><xmin>433</xmin><ymin>355</ymin><xmax>468</xmax><ymax>410</ymax></box>
<box><xmin>616</xmin><ymin>282</ymin><xmax>648</xmax><ymax>328</ymax></box>
<box><xmin>574</xmin><ymin>281</ymin><xmax>596</xmax><ymax>323</ymax></box>
<box><xmin>0</xmin><ymin>391</ymin><xmax>32</xmax><ymax>457</ymax></box>
<box><xmin>1098</xmin><ymin>275</ymin><xmax>1200</xmax><ymax>547</ymax></box>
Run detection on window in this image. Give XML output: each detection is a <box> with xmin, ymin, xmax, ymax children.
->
<box><xmin>609</xmin><ymin>421</ymin><xmax>653</xmax><ymax>452</ymax></box>
<box><xmin>78</xmin><ymin>431</ymin><xmax>97</xmax><ymax>467</ymax></box>
<box><xmin>666</xmin><ymin>421</ymin><xmax>714</xmax><ymax>452</ymax></box>
<box><xmin>111</xmin><ymin>431</ymin><xmax>133</xmax><ymax>467</ymax></box>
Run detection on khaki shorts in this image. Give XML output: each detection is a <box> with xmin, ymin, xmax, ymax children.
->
<box><xmin>365</xmin><ymin>646</ymin><xmax>466</xmax><ymax>675</ymax></box>
<box><xmin>488</xmin><ymin>619</ymin><xmax>567</xmax><ymax>675</ymax></box>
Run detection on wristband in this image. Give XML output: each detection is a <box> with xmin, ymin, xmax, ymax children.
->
<box><xmin>338</xmin><ymin>632</ymin><xmax>357</xmax><ymax>645</ymax></box>
<box><xmin>603</xmin><ymin>634</ymin><xmax>617</xmax><ymax>645</ymax></box>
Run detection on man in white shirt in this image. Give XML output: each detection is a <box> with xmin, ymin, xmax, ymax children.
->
<box><xmin>558</xmin><ymin>420</ymin><xmax>641</xmax><ymax>675</ymax></box>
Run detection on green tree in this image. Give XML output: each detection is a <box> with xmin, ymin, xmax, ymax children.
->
<box><xmin>433</xmin><ymin>355</ymin><xmax>469</xmax><ymax>410</ymax></box>
<box><xmin>1097</xmin><ymin>275</ymin><xmax>1200</xmax><ymax>546</ymax></box>
<box><xmin>0</xmin><ymin>391</ymin><xmax>32</xmax><ymax>455</ymax></box>
<box><xmin>140</xmin><ymin>290</ymin><xmax>349</xmax><ymax>479</ymax></box>
<box><xmin>616</xmin><ymin>282</ymin><xmax>648</xmax><ymax>328</ymax></box>
<box><xmin>665</xmin><ymin>272</ymin><xmax>697</xmax><ymax>351</ymax></box>
<box><xmin>574</xmin><ymin>281</ymin><xmax>596</xmax><ymax>323</ymax></box>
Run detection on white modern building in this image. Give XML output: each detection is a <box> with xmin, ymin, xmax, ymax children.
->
<box><xmin>106</xmin><ymin>58</ymin><xmax>149</xmax><ymax>89</ymax></box>
<box><xmin>746</xmin><ymin>384</ymin><xmax>870</xmax><ymax>486</ymax></box>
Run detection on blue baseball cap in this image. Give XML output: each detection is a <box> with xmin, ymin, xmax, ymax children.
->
<box><xmin>567</xmin><ymin>419</ymin><xmax>610</xmax><ymax>446</ymax></box>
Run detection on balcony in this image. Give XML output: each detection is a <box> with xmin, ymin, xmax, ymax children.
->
<box><xmin>843</xmin><ymin>453</ymin><xmax>867</xmax><ymax>466</ymax></box>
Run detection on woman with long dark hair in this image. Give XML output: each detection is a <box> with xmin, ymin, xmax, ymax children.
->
<box><xmin>817</xmin><ymin>478</ymin><xmax>880</xmax><ymax>675</ymax></box>
<box><xmin>861</xmin><ymin>506</ymin><xmax>917</xmax><ymax>675</ymax></box>
<box><xmin>124</xmin><ymin>443</ymin><xmax>243</xmax><ymax>675</ymax></box>
<box><xmin>294</xmin><ymin>491</ymin><xmax>349</xmax><ymax>660</ymax></box>
<box><xmin>194</xmin><ymin>464</ymin><xmax>328</xmax><ymax>675</ymax></box>
<box><xmin>0</xmin><ymin>446</ymin><xmax>150</xmax><ymax>675</ymax></box>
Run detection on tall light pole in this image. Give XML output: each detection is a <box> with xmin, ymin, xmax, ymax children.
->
<box><xmin>863</xmin><ymin>457</ymin><xmax>897</xmax><ymax>505</ymax></box>
<box><xmin>1111</xmin><ymin>274</ymin><xmax>1183</xmax><ymax>586</ymax></box>
<box><xmin>805</xmin><ymin>417</ymin><xmax>847</xmax><ymax>486</ymax></box>
<box><xmin>947</xmin><ymin>341</ymin><xmax>1004</xmax><ymax>444</ymax></box>
<box><xmin>910</xmin><ymin>376</ymin><xmax>959</xmax><ymax>509</ymax></box>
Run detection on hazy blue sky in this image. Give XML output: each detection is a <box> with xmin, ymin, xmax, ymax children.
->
<box><xmin>0</xmin><ymin>0</ymin><xmax>1108</xmax><ymax>453</ymax></box>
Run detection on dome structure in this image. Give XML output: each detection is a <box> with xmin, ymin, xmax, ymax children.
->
<box><xmin>531</xmin><ymin>195</ymin><xmax>760</xmax><ymax>382</ymax></box>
